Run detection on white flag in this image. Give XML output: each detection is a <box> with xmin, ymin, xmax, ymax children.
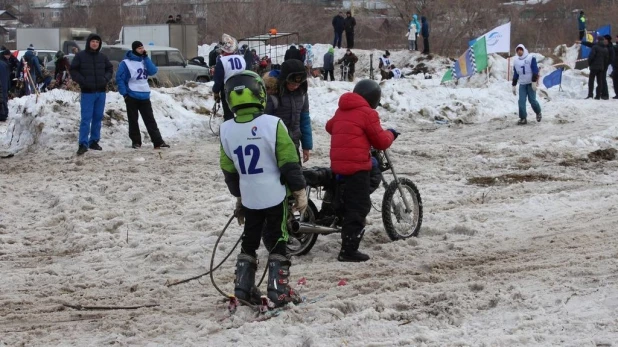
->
<box><xmin>472</xmin><ymin>22</ymin><xmax>511</xmax><ymax>54</ymax></box>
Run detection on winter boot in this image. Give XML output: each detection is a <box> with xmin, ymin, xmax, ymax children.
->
<box><xmin>266</xmin><ymin>254</ymin><xmax>302</xmax><ymax>308</ymax></box>
<box><xmin>234</xmin><ymin>254</ymin><xmax>262</xmax><ymax>305</ymax></box>
<box><xmin>338</xmin><ymin>228</ymin><xmax>370</xmax><ymax>262</ymax></box>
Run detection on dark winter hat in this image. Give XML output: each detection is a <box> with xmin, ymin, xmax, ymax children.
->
<box><xmin>604</xmin><ymin>35</ymin><xmax>612</xmax><ymax>41</ymax></box>
<box><xmin>346</xmin><ymin>11</ymin><xmax>351</xmax><ymax>15</ymax></box>
<box><xmin>385</xmin><ymin>50</ymin><xmax>391</xmax><ymax>56</ymax></box>
<box><xmin>1</xmin><ymin>49</ymin><xmax>10</xmax><ymax>56</ymax></box>
<box><xmin>132</xmin><ymin>41</ymin><xmax>144</xmax><ymax>51</ymax></box>
<box><xmin>279</xmin><ymin>59</ymin><xmax>307</xmax><ymax>87</ymax></box>
<box><xmin>27</xmin><ymin>44</ymin><xmax>34</xmax><ymax>51</ymax></box>
<box><xmin>168</xmin><ymin>15</ymin><xmax>173</xmax><ymax>19</ymax></box>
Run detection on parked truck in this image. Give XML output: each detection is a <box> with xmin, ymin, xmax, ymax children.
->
<box><xmin>16</xmin><ymin>27</ymin><xmax>96</xmax><ymax>53</ymax></box>
<box><xmin>118</xmin><ymin>24</ymin><xmax>198</xmax><ymax>61</ymax></box>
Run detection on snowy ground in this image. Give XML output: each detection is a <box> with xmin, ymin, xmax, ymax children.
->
<box><xmin>1</xmin><ymin>46</ymin><xmax>618</xmax><ymax>346</ymax></box>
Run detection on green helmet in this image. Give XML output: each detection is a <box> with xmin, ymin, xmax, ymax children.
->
<box><xmin>224</xmin><ymin>71</ymin><xmax>267</xmax><ymax>113</ymax></box>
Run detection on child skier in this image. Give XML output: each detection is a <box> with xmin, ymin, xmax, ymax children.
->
<box><xmin>212</xmin><ymin>33</ymin><xmax>248</xmax><ymax>121</ymax></box>
<box><xmin>219</xmin><ymin>70</ymin><xmax>307</xmax><ymax>307</ymax></box>
<box><xmin>326</xmin><ymin>79</ymin><xmax>398</xmax><ymax>262</ymax></box>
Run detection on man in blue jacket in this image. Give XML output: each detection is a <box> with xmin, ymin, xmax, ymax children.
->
<box><xmin>421</xmin><ymin>16</ymin><xmax>430</xmax><ymax>54</ymax></box>
<box><xmin>332</xmin><ymin>12</ymin><xmax>345</xmax><ymax>49</ymax></box>
<box><xmin>70</xmin><ymin>34</ymin><xmax>113</xmax><ymax>155</ymax></box>
<box><xmin>116</xmin><ymin>41</ymin><xmax>169</xmax><ymax>149</ymax></box>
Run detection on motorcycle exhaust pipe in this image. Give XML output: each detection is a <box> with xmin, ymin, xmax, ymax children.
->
<box><xmin>289</xmin><ymin>220</ymin><xmax>340</xmax><ymax>234</ymax></box>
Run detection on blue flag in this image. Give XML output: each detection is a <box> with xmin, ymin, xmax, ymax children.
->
<box><xmin>543</xmin><ymin>68</ymin><xmax>563</xmax><ymax>89</ymax></box>
<box><xmin>582</xmin><ymin>25</ymin><xmax>611</xmax><ymax>59</ymax></box>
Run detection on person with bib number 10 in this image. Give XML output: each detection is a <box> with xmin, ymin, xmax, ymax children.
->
<box><xmin>219</xmin><ymin>70</ymin><xmax>308</xmax><ymax>308</ymax></box>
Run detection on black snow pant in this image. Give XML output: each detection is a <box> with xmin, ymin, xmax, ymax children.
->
<box><xmin>241</xmin><ymin>200</ymin><xmax>288</xmax><ymax>258</ymax></box>
<box><xmin>341</xmin><ymin>171</ymin><xmax>371</xmax><ymax>252</ymax></box>
<box><xmin>414</xmin><ymin>33</ymin><xmax>419</xmax><ymax>50</ymax></box>
<box><xmin>601</xmin><ymin>68</ymin><xmax>609</xmax><ymax>98</ymax></box>
<box><xmin>222</xmin><ymin>94</ymin><xmax>234</xmax><ymax>121</ymax></box>
<box><xmin>579</xmin><ymin>30</ymin><xmax>585</xmax><ymax>41</ymax></box>
<box><xmin>612</xmin><ymin>72</ymin><xmax>618</xmax><ymax>97</ymax></box>
<box><xmin>422</xmin><ymin>37</ymin><xmax>430</xmax><ymax>54</ymax></box>
<box><xmin>125</xmin><ymin>96</ymin><xmax>164</xmax><ymax>147</ymax></box>
<box><xmin>323</xmin><ymin>69</ymin><xmax>335</xmax><ymax>81</ymax></box>
<box><xmin>588</xmin><ymin>69</ymin><xmax>604</xmax><ymax>98</ymax></box>
<box><xmin>345</xmin><ymin>31</ymin><xmax>354</xmax><ymax>49</ymax></box>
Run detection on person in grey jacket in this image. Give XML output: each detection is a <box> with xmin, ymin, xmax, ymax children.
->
<box><xmin>263</xmin><ymin>59</ymin><xmax>313</xmax><ymax>163</ymax></box>
<box><xmin>323</xmin><ymin>47</ymin><xmax>335</xmax><ymax>81</ymax></box>
<box><xmin>585</xmin><ymin>37</ymin><xmax>609</xmax><ymax>99</ymax></box>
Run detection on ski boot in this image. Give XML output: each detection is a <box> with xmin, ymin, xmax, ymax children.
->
<box><xmin>266</xmin><ymin>254</ymin><xmax>302</xmax><ymax>308</ymax></box>
<box><xmin>234</xmin><ymin>253</ymin><xmax>263</xmax><ymax>306</ymax></box>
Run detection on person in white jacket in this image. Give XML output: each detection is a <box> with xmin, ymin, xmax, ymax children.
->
<box><xmin>406</xmin><ymin>25</ymin><xmax>417</xmax><ymax>51</ymax></box>
<box><xmin>511</xmin><ymin>44</ymin><xmax>542</xmax><ymax>125</ymax></box>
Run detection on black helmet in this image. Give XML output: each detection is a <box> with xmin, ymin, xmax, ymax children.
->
<box><xmin>353</xmin><ymin>79</ymin><xmax>381</xmax><ymax>109</ymax></box>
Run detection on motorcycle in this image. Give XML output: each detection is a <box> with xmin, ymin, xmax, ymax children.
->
<box><xmin>286</xmin><ymin>149</ymin><xmax>423</xmax><ymax>256</ymax></box>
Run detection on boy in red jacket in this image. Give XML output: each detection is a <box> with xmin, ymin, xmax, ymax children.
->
<box><xmin>325</xmin><ymin>79</ymin><xmax>398</xmax><ymax>262</ymax></box>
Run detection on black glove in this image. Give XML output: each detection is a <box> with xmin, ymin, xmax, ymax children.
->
<box><xmin>387</xmin><ymin>128</ymin><xmax>400</xmax><ymax>140</ymax></box>
<box><xmin>214</xmin><ymin>93</ymin><xmax>221</xmax><ymax>103</ymax></box>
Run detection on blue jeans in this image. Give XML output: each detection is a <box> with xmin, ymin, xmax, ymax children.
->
<box><xmin>79</xmin><ymin>92</ymin><xmax>106</xmax><ymax>146</ymax></box>
<box><xmin>518</xmin><ymin>84</ymin><xmax>541</xmax><ymax>119</ymax></box>
<box><xmin>333</xmin><ymin>32</ymin><xmax>342</xmax><ymax>48</ymax></box>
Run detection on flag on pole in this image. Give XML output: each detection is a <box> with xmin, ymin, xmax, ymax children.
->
<box><xmin>472</xmin><ymin>36</ymin><xmax>488</xmax><ymax>72</ymax></box>
<box><xmin>542</xmin><ymin>68</ymin><xmax>563</xmax><ymax>89</ymax></box>
<box><xmin>581</xmin><ymin>25</ymin><xmax>611</xmax><ymax>59</ymax></box>
<box><xmin>469</xmin><ymin>22</ymin><xmax>511</xmax><ymax>54</ymax></box>
<box><xmin>441</xmin><ymin>66</ymin><xmax>454</xmax><ymax>83</ymax></box>
<box><xmin>453</xmin><ymin>48</ymin><xmax>475</xmax><ymax>79</ymax></box>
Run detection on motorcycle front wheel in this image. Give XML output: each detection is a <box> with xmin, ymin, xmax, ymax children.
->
<box><xmin>382</xmin><ymin>177</ymin><xmax>423</xmax><ymax>240</ymax></box>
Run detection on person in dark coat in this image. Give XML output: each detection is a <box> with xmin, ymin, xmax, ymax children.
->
<box><xmin>0</xmin><ymin>54</ymin><xmax>9</xmax><ymax>121</ymax></box>
<box><xmin>420</xmin><ymin>16</ymin><xmax>430</xmax><ymax>54</ymax></box>
<box><xmin>18</xmin><ymin>45</ymin><xmax>45</xmax><ymax>95</ymax></box>
<box><xmin>585</xmin><ymin>37</ymin><xmax>609</xmax><ymax>100</ymax></box>
<box><xmin>208</xmin><ymin>44</ymin><xmax>221</xmax><ymax>68</ymax></box>
<box><xmin>166</xmin><ymin>15</ymin><xmax>175</xmax><ymax>24</ymax></box>
<box><xmin>70</xmin><ymin>33</ymin><xmax>113</xmax><ymax>155</ymax></box>
<box><xmin>332</xmin><ymin>12</ymin><xmax>345</xmax><ymax>49</ymax></box>
<box><xmin>54</xmin><ymin>50</ymin><xmax>71</xmax><ymax>88</ymax></box>
<box><xmin>263</xmin><ymin>59</ymin><xmax>313</xmax><ymax>163</ymax></box>
<box><xmin>336</xmin><ymin>49</ymin><xmax>358</xmax><ymax>81</ymax></box>
<box><xmin>284</xmin><ymin>45</ymin><xmax>302</xmax><ymax>61</ymax></box>
<box><xmin>0</xmin><ymin>49</ymin><xmax>17</xmax><ymax>99</ymax></box>
<box><xmin>601</xmin><ymin>35</ymin><xmax>614</xmax><ymax>99</ymax></box>
<box><xmin>578</xmin><ymin>11</ymin><xmax>586</xmax><ymax>41</ymax></box>
<box><xmin>323</xmin><ymin>47</ymin><xmax>335</xmax><ymax>81</ymax></box>
<box><xmin>344</xmin><ymin>11</ymin><xmax>356</xmax><ymax>49</ymax></box>
<box><xmin>612</xmin><ymin>35</ymin><xmax>618</xmax><ymax>99</ymax></box>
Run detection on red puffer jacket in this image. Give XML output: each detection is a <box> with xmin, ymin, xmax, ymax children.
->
<box><xmin>326</xmin><ymin>92</ymin><xmax>395</xmax><ymax>175</ymax></box>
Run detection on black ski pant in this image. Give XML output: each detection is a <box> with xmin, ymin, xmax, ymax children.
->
<box><xmin>323</xmin><ymin>69</ymin><xmax>335</xmax><ymax>81</ymax></box>
<box><xmin>125</xmin><ymin>96</ymin><xmax>163</xmax><ymax>147</ymax></box>
<box><xmin>601</xmin><ymin>68</ymin><xmax>609</xmax><ymax>98</ymax></box>
<box><xmin>241</xmin><ymin>200</ymin><xmax>288</xmax><ymax>257</ymax></box>
<box><xmin>579</xmin><ymin>30</ymin><xmax>585</xmax><ymax>41</ymax></box>
<box><xmin>612</xmin><ymin>72</ymin><xmax>618</xmax><ymax>97</ymax></box>
<box><xmin>345</xmin><ymin>31</ymin><xmax>354</xmax><ymax>49</ymax></box>
<box><xmin>414</xmin><ymin>33</ymin><xmax>419</xmax><ymax>50</ymax></box>
<box><xmin>422</xmin><ymin>37</ymin><xmax>430</xmax><ymax>54</ymax></box>
<box><xmin>222</xmin><ymin>94</ymin><xmax>234</xmax><ymax>121</ymax></box>
<box><xmin>588</xmin><ymin>69</ymin><xmax>603</xmax><ymax>98</ymax></box>
<box><xmin>341</xmin><ymin>170</ymin><xmax>371</xmax><ymax>252</ymax></box>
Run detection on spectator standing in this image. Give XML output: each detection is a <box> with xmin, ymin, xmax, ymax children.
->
<box><xmin>166</xmin><ymin>15</ymin><xmax>175</xmax><ymax>24</ymax></box>
<box><xmin>582</xmin><ymin>37</ymin><xmax>608</xmax><ymax>100</ymax></box>
<box><xmin>406</xmin><ymin>21</ymin><xmax>417</xmax><ymax>51</ymax></box>
<box><xmin>175</xmin><ymin>14</ymin><xmax>183</xmax><ymax>24</ymax></box>
<box><xmin>284</xmin><ymin>45</ymin><xmax>302</xmax><ymax>61</ymax></box>
<box><xmin>0</xmin><ymin>51</ymin><xmax>8</xmax><ymax>121</ymax></box>
<box><xmin>612</xmin><ymin>35</ymin><xmax>618</xmax><ymax>99</ymax></box>
<box><xmin>420</xmin><ymin>16</ymin><xmax>430</xmax><ymax>54</ymax></box>
<box><xmin>54</xmin><ymin>50</ymin><xmax>71</xmax><ymax>88</ymax></box>
<box><xmin>601</xmin><ymin>35</ymin><xmax>614</xmax><ymax>99</ymax></box>
<box><xmin>344</xmin><ymin>11</ymin><xmax>356</xmax><ymax>49</ymax></box>
<box><xmin>323</xmin><ymin>47</ymin><xmax>335</xmax><ymax>81</ymax></box>
<box><xmin>70</xmin><ymin>33</ymin><xmax>113</xmax><ymax>155</ymax></box>
<box><xmin>411</xmin><ymin>15</ymin><xmax>421</xmax><ymax>50</ymax></box>
<box><xmin>578</xmin><ymin>11</ymin><xmax>586</xmax><ymax>41</ymax></box>
<box><xmin>116</xmin><ymin>41</ymin><xmax>169</xmax><ymax>149</ymax></box>
<box><xmin>332</xmin><ymin>12</ymin><xmax>345</xmax><ymax>49</ymax></box>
